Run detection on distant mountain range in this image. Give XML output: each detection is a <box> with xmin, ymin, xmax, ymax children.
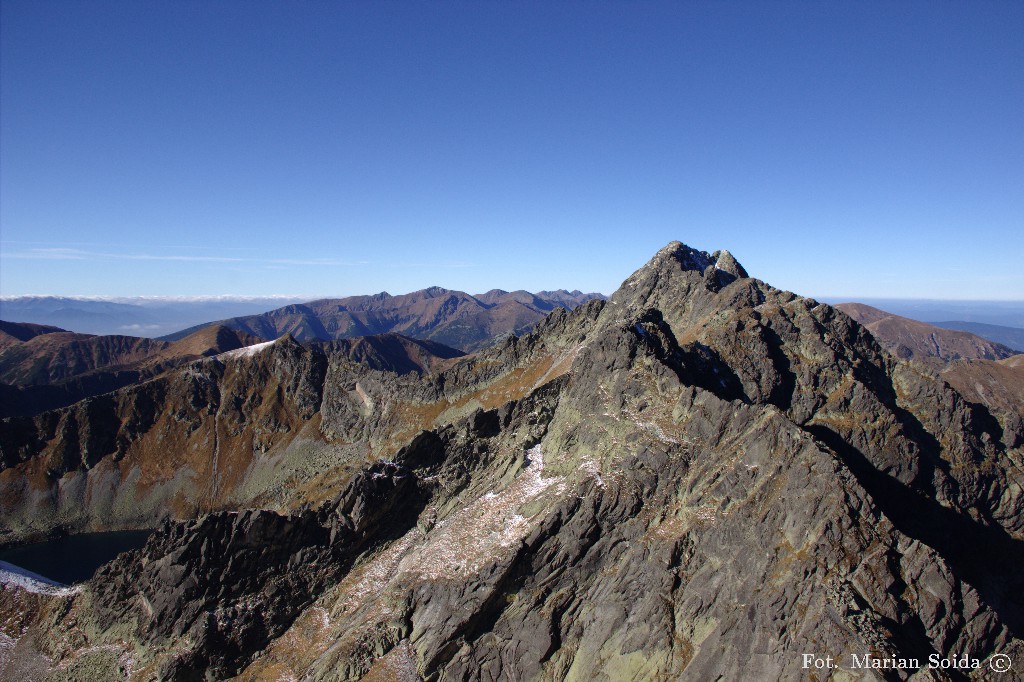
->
<box><xmin>163</xmin><ymin>288</ymin><xmax>606</xmax><ymax>352</ymax></box>
<box><xmin>932</xmin><ymin>321</ymin><xmax>1024</xmax><ymax>352</ymax></box>
<box><xmin>827</xmin><ymin>297</ymin><xmax>1024</xmax><ymax>328</ymax></box>
<box><xmin>0</xmin><ymin>296</ymin><xmax>308</xmax><ymax>338</ymax></box>
<box><xmin>0</xmin><ymin>287</ymin><xmax>603</xmax><ymax>416</ymax></box>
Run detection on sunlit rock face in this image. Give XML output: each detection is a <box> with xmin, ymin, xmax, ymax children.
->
<box><xmin>1</xmin><ymin>242</ymin><xmax>1022</xmax><ymax>680</ymax></box>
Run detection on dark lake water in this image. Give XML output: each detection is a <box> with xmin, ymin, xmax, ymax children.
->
<box><xmin>0</xmin><ymin>529</ymin><xmax>152</xmax><ymax>585</ymax></box>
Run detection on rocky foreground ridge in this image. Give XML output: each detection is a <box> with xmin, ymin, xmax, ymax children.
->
<box><xmin>1</xmin><ymin>242</ymin><xmax>1022</xmax><ymax>680</ymax></box>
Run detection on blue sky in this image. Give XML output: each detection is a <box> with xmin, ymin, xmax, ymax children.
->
<box><xmin>2</xmin><ymin>1</ymin><xmax>1022</xmax><ymax>300</ymax></box>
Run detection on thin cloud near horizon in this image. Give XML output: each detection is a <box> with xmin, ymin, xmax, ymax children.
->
<box><xmin>0</xmin><ymin>247</ymin><xmax>371</xmax><ymax>267</ymax></box>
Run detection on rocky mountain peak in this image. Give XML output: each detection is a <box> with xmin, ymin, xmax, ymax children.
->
<box><xmin>609</xmin><ymin>241</ymin><xmax>758</xmax><ymax>327</ymax></box>
<box><xmin>653</xmin><ymin>240</ymin><xmax>712</xmax><ymax>271</ymax></box>
<box><xmin>710</xmin><ymin>248</ymin><xmax>748</xmax><ymax>279</ymax></box>
<box><xmin>623</xmin><ymin>241</ymin><xmax>749</xmax><ymax>288</ymax></box>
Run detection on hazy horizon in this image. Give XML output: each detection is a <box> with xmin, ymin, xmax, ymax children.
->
<box><xmin>3</xmin><ymin>292</ymin><xmax>1024</xmax><ymax>304</ymax></box>
<box><xmin>3</xmin><ymin>289</ymin><xmax>1022</xmax><ymax>342</ymax></box>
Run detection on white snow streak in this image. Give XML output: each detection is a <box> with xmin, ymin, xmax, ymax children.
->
<box><xmin>579</xmin><ymin>458</ymin><xmax>605</xmax><ymax>488</ymax></box>
<box><xmin>0</xmin><ymin>561</ymin><xmax>81</xmax><ymax>596</ymax></box>
<box><xmin>216</xmin><ymin>339</ymin><xmax>275</xmax><ymax>360</ymax></box>
<box><xmin>397</xmin><ymin>445</ymin><xmax>563</xmax><ymax>580</ymax></box>
<box><xmin>337</xmin><ymin>445</ymin><xmax>565</xmax><ymax>611</ymax></box>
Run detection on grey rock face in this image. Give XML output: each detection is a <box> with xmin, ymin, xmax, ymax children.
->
<box><xmin>1</xmin><ymin>241</ymin><xmax>1021</xmax><ymax>681</ymax></box>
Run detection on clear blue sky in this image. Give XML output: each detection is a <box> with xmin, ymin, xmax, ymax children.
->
<box><xmin>2</xmin><ymin>1</ymin><xmax>1022</xmax><ymax>299</ymax></box>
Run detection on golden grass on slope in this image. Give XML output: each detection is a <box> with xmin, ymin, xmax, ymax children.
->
<box><xmin>374</xmin><ymin>353</ymin><xmax>562</xmax><ymax>457</ymax></box>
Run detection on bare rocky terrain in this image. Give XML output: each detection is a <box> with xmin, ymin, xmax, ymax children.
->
<box><xmin>1</xmin><ymin>242</ymin><xmax>1022</xmax><ymax>680</ymax></box>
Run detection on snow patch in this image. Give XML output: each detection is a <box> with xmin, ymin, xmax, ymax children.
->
<box><xmin>337</xmin><ymin>533</ymin><xmax>418</xmax><ymax>615</ymax></box>
<box><xmin>216</xmin><ymin>339</ymin><xmax>275</xmax><ymax>360</ymax></box>
<box><xmin>397</xmin><ymin>444</ymin><xmax>564</xmax><ymax>581</ymax></box>
<box><xmin>333</xmin><ymin>445</ymin><xmax>567</xmax><ymax>624</ymax></box>
<box><xmin>0</xmin><ymin>560</ymin><xmax>81</xmax><ymax>596</ymax></box>
<box><xmin>312</xmin><ymin>606</ymin><xmax>331</xmax><ymax>632</ymax></box>
<box><xmin>580</xmin><ymin>458</ymin><xmax>605</xmax><ymax>488</ymax></box>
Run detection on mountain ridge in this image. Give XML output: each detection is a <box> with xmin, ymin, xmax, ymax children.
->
<box><xmin>160</xmin><ymin>288</ymin><xmax>605</xmax><ymax>352</ymax></box>
<box><xmin>1</xmin><ymin>242</ymin><xmax>1021</xmax><ymax>680</ymax></box>
<box><xmin>0</xmin><ymin>296</ymin><xmax>309</xmax><ymax>338</ymax></box>
<box><xmin>836</xmin><ymin>302</ymin><xmax>1016</xmax><ymax>361</ymax></box>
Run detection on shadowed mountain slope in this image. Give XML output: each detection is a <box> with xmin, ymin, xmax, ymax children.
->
<box><xmin>836</xmin><ymin>302</ymin><xmax>1024</xmax><ymax>439</ymax></box>
<box><xmin>0</xmin><ymin>321</ymin><xmax>67</xmax><ymax>351</ymax></box>
<box><xmin>310</xmin><ymin>334</ymin><xmax>465</xmax><ymax>375</ymax></box>
<box><xmin>1</xmin><ymin>242</ymin><xmax>1021</xmax><ymax>680</ymax></box>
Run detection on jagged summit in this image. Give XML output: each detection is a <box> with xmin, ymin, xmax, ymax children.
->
<box><xmin>622</xmin><ymin>241</ymin><xmax>749</xmax><ymax>291</ymax></box>
<box><xmin>710</xmin><ymin>248</ymin><xmax>747</xmax><ymax>279</ymax></box>
<box><xmin>609</xmin><ymin>241</ymin><xmax>763</xmax><ymax>330</ymax></box>
<box><xmin>640</xmin><ymin>240</ymin><xmax>712</xmax><ymax>272</ymax></box>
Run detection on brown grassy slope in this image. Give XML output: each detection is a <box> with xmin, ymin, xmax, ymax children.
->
<box><xmin>164</xmin><ymin>325</ymin><xmax>264</xmax><ymax>359</ymax></box>
<box><xmin>836</xmin><ymin>302</ymin><xmax>1015</xmax><ymax>362</ymax></box>
<box><xmin>941</xmin><ymin>359</ymin><xmax>1024</xmax><ymax>417</ymax></box>
<box><xmin>0</xmin><ymin>333</ymin><xmax>170</xmax><ymax>385</ymax></box>
<box><xmin>0</xmin><ymin>325</ymin><xmax>261</xmax><ymax>387</ymax></box>
<box><xmin>1001</xmin><ymin>354</ymin><xmax>1024</xmax><ymax>369</ymax></box>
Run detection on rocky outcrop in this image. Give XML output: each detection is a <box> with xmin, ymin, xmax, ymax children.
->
<box><xmin>1</xmin><ymin>242</ymin><xmax>1021</xmax><ymax>680</ymax></box>
<box><xmin>0</xmin><ymin>326</ymin><xmax>555</xmax><ymax>545</ymax></box>
<box><xmin>311</xmin><ymin>334</ymin><xmax>465</xmax><ymax>375</ymax></box>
